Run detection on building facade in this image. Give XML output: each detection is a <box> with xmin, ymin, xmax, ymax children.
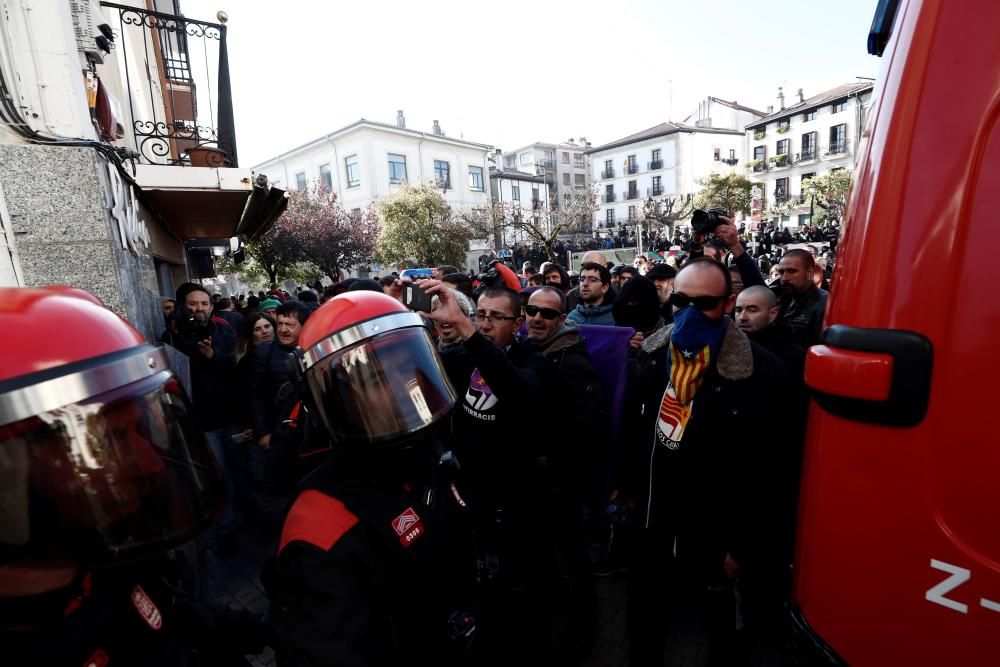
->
<box><xmin>488</xmin><ymin>167</ymin><xmax>551</xmax><ymax>248</ymax></box>
<box><xmin>253</xmin><ymin>113</ymin><xmax>493</xmax><ymax>215</ymax></box>
<box><xmin>0</xmin><ymin>0</ymin><xmax>282</xmax><ymax>342</ymax></box>
<box><xmin>744</xmin><ymin>81</ymin><xmax>874</xmax><ymax>228</ymax></box>
<box><xmin>502</xmin><ymin>138</ymin><xmax>592</xmax><ymax>214</ymax></box>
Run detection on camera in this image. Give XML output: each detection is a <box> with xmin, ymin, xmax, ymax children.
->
<box><xmin>690</xmin><ymin>207</ymin><xmax>729</xmax><ymax>235</ymax></box>
<box><xmin>175</xmin><ymin>307</ymin><xmax>212</xmax><ymax>345</ymax></box>
<box><xmin>475</xmin><ymin>260</ymin><xmax>510</xmax><ymax>292</ymax></box>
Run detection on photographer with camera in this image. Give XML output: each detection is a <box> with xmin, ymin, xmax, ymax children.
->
<box><xmin>687</xmin><ymin>208</ymin><xmax>766</xmax><ymax>289</ymax></box>
<box><xmin>161</xmin><ymin>282</ymin><xmax>241</xmax><ymax>552</ymax></box>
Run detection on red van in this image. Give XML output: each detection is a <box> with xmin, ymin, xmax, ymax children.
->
<box><xmin>791</xmin><ymin>0</ymin><xmax>1000</xmax><ymax>663</ymax></box>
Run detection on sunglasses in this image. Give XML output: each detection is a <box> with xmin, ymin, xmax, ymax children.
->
<box><xmin>524</xmin><ymin>305</ymin><xmax>562</xmax><ymax>320</ymax></box>
<box><xmin>668</xmin><ymin>291</ymin><xmax>729</xmax><ymax>311</ymax></box>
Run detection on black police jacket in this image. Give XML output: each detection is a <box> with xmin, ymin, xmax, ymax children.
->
<box><xmin>619</xmin><ymin>321</ymin><xmax>793</xmax><ymax>571</ymax></box>
<box><xmin>264</xmin><ymin>451</ymin><xmax>477</xmax><ymax>667</ymax></box>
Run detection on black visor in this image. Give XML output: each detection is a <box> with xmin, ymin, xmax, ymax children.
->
<box><xmin>306</xmin><ymin>326</ymin><xmax>456</xmax><ymax>446</ymax></box>
<box><xmin>0</xmin><ymin>372</ymin><xmax>224</xmax><ymax>564</ymax></box>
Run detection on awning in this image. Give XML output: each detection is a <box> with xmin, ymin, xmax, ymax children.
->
<box><xmin>132</xmin><ymin>165</ymin><xmax>286</xmax><ymax>242</ymax></box>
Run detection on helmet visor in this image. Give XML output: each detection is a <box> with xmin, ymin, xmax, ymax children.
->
<box><xmin>306</xmin><ymin>326</ymin><xmax>456</xmax><ymax>444</ymax></box>
<box><xmin>0</xmin><ymin>372</ymin><xmax>224</xmax><ymax>564</ymax></box>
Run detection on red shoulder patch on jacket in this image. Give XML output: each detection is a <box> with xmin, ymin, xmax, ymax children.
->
<box><xmin>278</xmin><ymin>490</ymin><xmax>359</xmax><ymax>555</ymax></box>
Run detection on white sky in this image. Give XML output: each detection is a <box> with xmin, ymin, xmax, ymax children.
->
<box><xmin>183</xmin><ymin>0</ymin><xmax>881</xmax><ymax>167</ymax></box>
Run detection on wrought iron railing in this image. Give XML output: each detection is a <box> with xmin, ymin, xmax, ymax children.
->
<box><xmin>798</xmin><ymin>147</ymin><xmax>817</xmax><ymax>161</ymax></box>
<box><xmin>603</xmin><ymin>193</ymin><xmax>616</xmax><ymax>203</ymax></box>
<box><xmin>648</xmin><ymin>159</ymin><xmax>663</xmax><ymax>170</ymax></box>
<box><xmin>625</xmin><ymin>190</ymin><xmax>639</xmax><ymax>200</ymax></box>
<box><xmin>602</xmin><ymin>169</ymin><xmax>616</xmax><ymax>178</ymax></box>
<box><xmin>626</xmin><ymin>163</ymin><xmax>639</xmax><ymax>174</ymax></box>
<box><xmin>648</xmin><ymin>186</ymin><xmax>664</xmax><ymax>196</ymax></box>
<box><xmin>102</xmin><ymin>2</ymin><xmax>237</xmax><ymax>167</ymax></box>
<box><xmin>826</xmin><ymin>140</ymin><xmax>847</xmax><ymax>155</ymax></box>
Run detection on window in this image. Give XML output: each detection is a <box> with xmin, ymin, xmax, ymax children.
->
<box><xmin>345</xmin><ymin>155</ymin><xmax>360</xmax><ymax>188</ymax></box>
<box><xmin>351</xmin><ymin>207</ymin><xmax>362</xmax><ymax>217</ymax></box>
<box><xmin>562</xmin><ymin>151</ymin><xmax>570</xmax><ymax>164</ymax></box>
<box><xmin>628</xmin><ymin>206</ymin><xmax>636</xmax><ymax>222</ymax></box>
<box><xmin>604</xmin><ymin>159</ymin><xmax>613</xmax><ymax>178</ymax></box>
<box><xmin>433</xmin><ymin>160</ymin><xmax>450</xmax><ymax>188</ymax></box>
<box><xmin>319</xmin><ymin>163</ymin><xmax>332</xmax><ymax>189</ymax></box>
<box><xmin>713</xmin><ymin>148</ymin><xmax>721</xmax><ymax>161</ymax></box>
<box><xmin>574</xmin><ymin>173</ymin><xmax>585</xmax><ymax>187</ymax></box>
<box><xmin>832</xmin><ymin>101</ymin><xmax>846</xmax><ymax>113</ymax></box>
<box><xmin>801</xmin><ymin>173</ymin><xmax>816</xmax><ymax>189</ymax></box>
<box><xmin>652</xmin><ymin>148</ymin><xmax>661</xmax><ymax>162</ymax></box>
<box><xmin>295</xmin><ymin>171</ymin><xmax>307</xmax><ymax>190</ymax></box>
<box><xmin>511</xmin><ymin>184</ymin><xmax>520</xmax><ymax>200</ymax></box>
<box><xmin>801</xmin><ymin>131</ymin><xmax>817</xmax><ymax>160</ymax></box>
<box><xmin>777</xmin><ymin>139</ymin><xmax>790</xmax><ymax>155</ymax></box>
<box><xmin>753</xmin><ymin>145</ymin><xmax>766</xmax><ymax>161</ymax></box>
<box><xmin>829</xmin><ymin>124</ymin><xmax>847</xmax><ymax>153</ymax></box>
<box><xmin>775</xmin><ymin>178</ymin><xmax>789</xmax><ymax>199</ymax></box>
<box><xmin>626</xmin><ymin>155</ymin><xmax>637</xmax><ymax>174</ymax></box>
<box><xmin>468</xmin><ymin>166</ymin><xmax>484</xmax><ymax>191</ymax></box>
<box><xmin>573</xmin><ymin>153</ymin><xmax>584</xmax><ymax>168</ymax></box>
<box><xmin>778</xmin><ymin>119</ymin><xmax>790</xmax><ymax>132</ymax></box>
<box><xmin>563</xmin><ymin>173</ymin><xmax>571</xmax><ymax>185</ymax></box>
<box><xmin>606</xmin><ymin>209</ymin><xmax>615</xmax><ymax>224</ymax></box>
<box><xmin>543</xmin><ymin>150</ymin><xmax>554</xmax><ymax>164</ymax></box>
<box><xmin>652</xmin><ymin>175</ymin><xmax>662</xmax><ymax>196</ymax></box>
<box><xmin>803</xmin><ymin>110</ymin><xmax>816</xmax><ymax>122</ymax></box>
<box><xmin>532</xmin><ymin>187</ymin><xmax>540</xmax><ymax>202</ymax></box>
<box><xmin>729</xmin><ymin>149</ymin><xmax>736</xmax><ymax>159</ymax></box>
<box><xmin>519</xmin><ymin>152</ymin><xmax>531</xmax><ymax>166</ymax></box>
<box><xmin>627</xmin><ymin>180</ymin><xmax>638</xmax><ymax>199</ymax></box>
<box><xmin>388</xmin><ymin>153</ymin><xmax>407</xmax><ymax>183</ymax></box>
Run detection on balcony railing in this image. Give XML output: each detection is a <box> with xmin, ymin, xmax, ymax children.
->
<box><xmin>722</xmin><ymin>157</ymin><xmax>739</xmax><ymax>166</ymax></box>
<box><xmin>648</xmin><ymin>159</ymin><xmax>663</xmax><ymax>170</ymax></box>
<box><xmin>826</xmin><ymin>140</ymin><xmax>847</xmax><ymax>155</ymax></box>
<box><xmin>626</xmin><ymin>163</ymin><xmax>639</xmax><ymax>174</ymax></box>
<box><xmin>102</xmin><ymin>2</ymin><xmax>237</xmax><ymax>167</ymax></box>
<box><xmin>602</xmin><ymin>169</ymin><xmax>616</xmax><ymax>178</ymax></box>
<box><xmin>625</xmin><ymin>190</ymin><xmax>639</xmax><ymax>200</ymax></box>
<box><xmin>774</xmin><ymin>193</ymin><xmax>789</xmax><ymax>204</ymax></box>
<box><xmin>603</xmin><ymin>193</ymin><xmax>616</xmax><ymax>203</ymax></box>
<box><xmin>769</xmin><ymin>154</ymin><xmax>790</xmax><ymax>169</ymax></box>
<box><xmin>647</xmin><ymin>186</ymin><xmax>664</xmax><ymax>196</ymax></box>
<box><xmin>798</xmin><ymin>147</ymin><xmax>817</xmax><ymax>162</ymax></box>
<box><xmin>751</xmin><ymin>161</ymin><xmax>768</xmax><ymax>173</ymax></box>
<box><xmin>541</xmin><ymin>159</ymin><xmax>556</xmax><ymax>169</ymax></box>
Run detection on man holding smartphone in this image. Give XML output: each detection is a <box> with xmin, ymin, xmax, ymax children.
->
<box><xmin>418</xmin><ymin>279</ymin><xmax>554</xmax><ymax>660</ymax></box>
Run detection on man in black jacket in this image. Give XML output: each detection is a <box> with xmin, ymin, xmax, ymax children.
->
<box><xmin>525</xmin><ymin>286</ymin><xmax>609</xmax><ymax>657</ymax></box>
<box><xmin>620</xmin><ymin>259</ymin><xmax>792</xmax><ymax>667</ymax></box>
<box><xmin>777</xmin><ymin>249</ymin><xmax>828</xmax><ymax>347</ymax></box>
<box><xmin>422</xmin><ymin>280</ymin><xmax>554</xmax><ymax>659</ymax></box>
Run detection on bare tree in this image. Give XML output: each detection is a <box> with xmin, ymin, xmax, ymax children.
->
<box><xmin>642</xmin><ymin>194</ymin><xmax>696</xmax><ymax>237</ymax></box>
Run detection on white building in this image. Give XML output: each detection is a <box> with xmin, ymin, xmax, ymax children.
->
<box><xmin>253</xmin><ymin>112</ymin><xmax>493</xmax><ymax>215</ymax></box>
<box><xmin>502</xmin><ymin>138</ymin><xmax>592</xmax><ymax>216</ymax></box>
<box><xmin>744</xmin><ymin>81</ymin><xmax>874</xmax><ymax>228</ymax></box>
<box><xmin>488</xmin><ymin>166</ymin><xmax>551</xmax><ymax>247</ymax></box>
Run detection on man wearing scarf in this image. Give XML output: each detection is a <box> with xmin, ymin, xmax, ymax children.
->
<box><xmin>618</xmin><ymin>258</ymin><xmax>793</xmax><ymax>667</ymax></box>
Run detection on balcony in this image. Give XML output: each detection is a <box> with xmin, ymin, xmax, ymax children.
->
<box><xmin>774</xmin><ymin>193</ymin><xmax>790</xmax><ymax>204</ymax></box>
<box><xmin>825</xmin><ymin>140</ymin><xmax>847</xmax><ymax>155</ymax></box>
<box><xmin>768</xmin><ymin>154</ymin><xmax>790</xmax><ymax>169</ymax></box>
<box><xmin>625</xmin><ymin>190</ymin><xmax>639</xmax><ymax>200</ymax></box>
<box><xmin>541</xmin><ymin>159</ymin><xmax>556</xmax><ymax>169</ymax></box>
<box><xmin>102</xmin><ymin>2</ymin><xmax>237</xmax><ymax>168</ymax></box>
<box><xmin>626</xmin><ymin>163</ymin><xmax>639</xmax><ymax>175</ymax></box>
<box><xmin>753</xmin><ymin>130</ymin><xmax>766</xmax><ymax>140</ymax></box>
<box><xmin>798</xmin><ymin>147</ymin><xmax>817</xmax><ymax>162</ymax></box>
<box><xmin>603</xmin><ymin>193</ymin><xmax>617</xmax><ymax>203</ymax></box>
<box><xmin>648</xmin><ymin>159</ymin><xmax>663</xmax><ymax>170</ymax></box>
<box><xmin>602</xmin><ymin>169</ymin><xmax>616</xmax><ymax>179</ymax></box>
<box><xmin>647</xmin><ymin>186</ymin><xmax>664</xmax><ymax>197</ymax></box>
<box><xmin>748</xmin><ymin>160</ymin><xmax>767</xmax><ymax>173</ymax></box>
<box><xmin>722</xmin><ymin>157</ymin><xmax>739</xmax><ymax>166</ymax></box>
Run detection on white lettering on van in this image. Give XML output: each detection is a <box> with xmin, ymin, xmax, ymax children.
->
<box><xmin>926</xmin><ymin>559</ymin><xmax>970</xmax><ymax>614</ymax></box>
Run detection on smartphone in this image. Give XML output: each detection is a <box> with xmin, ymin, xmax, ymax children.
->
<box><xmin>404</xmin><ymin>283</ymin><xmax>433</xmax><ymax>313</ymax></box>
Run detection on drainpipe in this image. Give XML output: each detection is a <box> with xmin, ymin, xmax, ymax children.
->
<box><xmin>325</xmin><ymin>134</ymin><xmax>342</xmax><ymax>199</ymax></box>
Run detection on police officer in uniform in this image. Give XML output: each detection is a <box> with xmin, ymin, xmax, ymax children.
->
<box><xmin>0</xmin><ymin>286</ymin><xmax>263</xmax><ymax>666</ymax></box>
<box><xmin>263</xmin><ymin>291</ymin><xmax>479</xmax><ymax>666</ymax></box>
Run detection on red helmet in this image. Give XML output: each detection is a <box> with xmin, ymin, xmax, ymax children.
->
<box><xmin>298</xmin><ymin>291</ymin><xmax>456</xmax><ymax>448</ymax></box>
<box><xmin>0</xmin><ymin>287</ymin><xmax>225</xmax><ymax>565</ymax></box>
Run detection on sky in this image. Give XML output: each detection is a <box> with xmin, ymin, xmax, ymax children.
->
<box><xmin>183</xmin><ymin>0</ymin><xmax>882</xmax><ymax>167</ymax></box>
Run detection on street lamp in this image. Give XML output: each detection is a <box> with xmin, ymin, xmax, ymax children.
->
<box><xmin>808</xmin><ymin>183</ymin><xmax>817</xmax><ymax>224</ymax></box>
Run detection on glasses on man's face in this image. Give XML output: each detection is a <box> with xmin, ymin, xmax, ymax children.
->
<box><xmin>668</xmin><ymin>291</ymin><xmax>729</xmax><ymax>311</ymax></box>
<box><xmin>475</xmin><ymin>311</ymin><xmax>519</xmax><ymax>324</ymax></box>
<box><xmin>524</xmin><ymin>305</ymin><xmax>562</xmax><ymax>320</ymax></box>
<box><xmin>579</xmin><ymin>275</ymin><xmax>604</xmax><ymax>284</ymax></box>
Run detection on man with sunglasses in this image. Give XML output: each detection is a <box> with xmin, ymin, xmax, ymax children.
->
<box><xmin>618</xmin><ymin>258</ymin><xmax>791</xmax><ymax>667</ymax></box>
<box><xmin>524</xmin><ymin>285</ymin><xmax>609</xmax><ymax>657</ymax></box>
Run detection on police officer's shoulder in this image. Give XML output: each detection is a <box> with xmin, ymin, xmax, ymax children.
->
<box><xmin>278</xmin><ymin>489</ymin><xmax>359</xmax><ymax>556</ymax></box>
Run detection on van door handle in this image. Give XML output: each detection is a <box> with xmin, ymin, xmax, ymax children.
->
<box><xmin>805</xmin><ymin>325</ymin><xmax>933</xmax><ymax>427</ymax></box>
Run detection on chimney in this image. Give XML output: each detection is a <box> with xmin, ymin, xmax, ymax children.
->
<box><xmin>767</xmin><ymin>105</ymin><xmax>774</xmax><ymax>114</ymax></box>
<box><xmin>396</xmin><ymin>110</ymin><xmax>405</xmax><ymax>128</ymax></box>
<box><xmin>797</xmin><ymin>88</ymin><xmax>804</xmax><ymax>104</ymax></box>
<box><xmin>778</xmin><ymin>86</ymin><xmax>785</xmax><ymax>110</ymax></box>
<box><xmin>432</xmin><ymin>120</ymin><xmax>444</xmax><ymax>136</ymax></box>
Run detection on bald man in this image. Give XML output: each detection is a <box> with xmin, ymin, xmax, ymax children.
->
<box><xmin>620</xmin><ymin>258</ymin><xmax>792</xmax><ymax>667</ymax></box>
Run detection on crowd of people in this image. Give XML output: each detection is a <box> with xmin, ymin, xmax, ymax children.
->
<box><xmin>2</xmin><ymin>213</ymin><xmax>837</xmax><ymax>666</ymax></box>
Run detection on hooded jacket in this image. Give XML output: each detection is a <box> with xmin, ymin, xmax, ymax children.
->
<box><xmin>567</xmin><ymin>286</ymin><xmax>616</xmax><ymax>326</ymax></box>
<box><xmin>619</xmin><ymin>319</ymin><xmax>792</xmax><ymax>569</ymax></box>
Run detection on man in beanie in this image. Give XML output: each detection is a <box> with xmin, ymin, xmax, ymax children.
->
<box><xmin>259</xmin><ymin>298</ymin><xmax>281</xmax><ymax>318</ymax></box>
<box><xmin>645</xmin><ymin>262</ymin><xmax>677</xmax><ymax>324</ymax></box>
